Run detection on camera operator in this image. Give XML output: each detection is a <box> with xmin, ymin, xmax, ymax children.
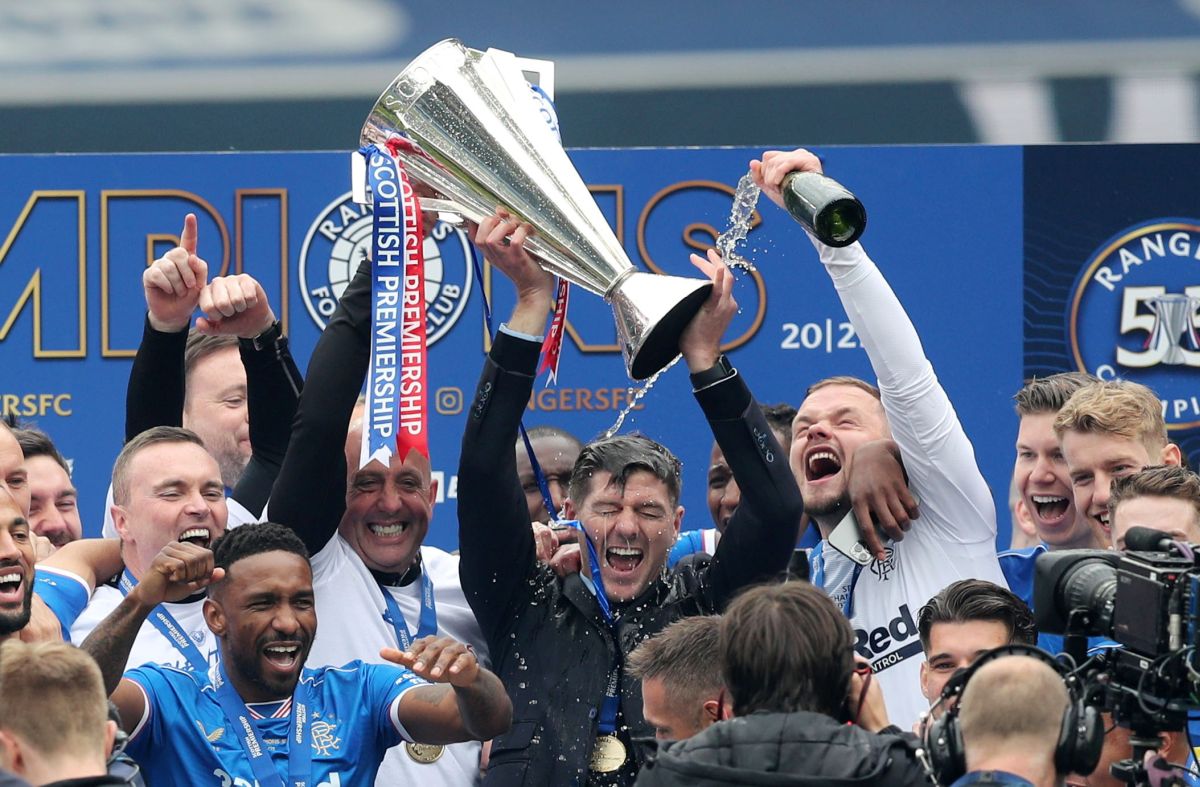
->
<box><xmin>948</xmin><ymin>654</ymin><xmax>1079</xmax><ymax>787</ymax></box>
<box><xmin>635</xmin><ymin>582</ymin><xmax>928</xmax><ymax>786</ymax></box>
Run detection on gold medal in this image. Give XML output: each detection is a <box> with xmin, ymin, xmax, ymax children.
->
<box><xmin>405</xmin><ymin>742</ymin><xmax>445</xmax><ymax>764</ymax></box>
<box><xmin>589</xmin><ymin>734</ymin><xmax>627</xmax><ymax>773</ymax></box>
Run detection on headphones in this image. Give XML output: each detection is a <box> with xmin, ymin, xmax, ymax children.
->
<box><xmin>921</xmin><ymin>644</ymin><xmax>1103</xmax><ymax>785</ymax></box>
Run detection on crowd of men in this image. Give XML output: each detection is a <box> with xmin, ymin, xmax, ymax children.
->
<box><xmin>0</xmin><ymin>147</ymin><xmax>1195</xmax><ymax>787</ymax></box>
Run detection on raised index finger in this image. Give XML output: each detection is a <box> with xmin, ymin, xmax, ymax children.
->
<box><xmin>180</xmin><ymin>213</ymin><xmax>199</xmax><ymax>256</ymax></box>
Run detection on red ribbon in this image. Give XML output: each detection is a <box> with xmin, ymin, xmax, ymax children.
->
<box><xmin>395</xmin><ymin>163</ymin><xmax>429</xmax><ymax>459</ymax></box>
<box><xmin>538</xmin><ymin>278</ymin><xmax>570</xmax><ymax>384</ymax></box>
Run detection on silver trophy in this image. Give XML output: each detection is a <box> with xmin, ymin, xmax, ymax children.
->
<box><xmin>360</xmin><ymin>39</ymin><xmax>712</xmax><ymax>379</ymax></box>
<box><xmin>1147</xmin><ymin>293</ymin><xmax>1200</xmax><ymax>366</ymax></box>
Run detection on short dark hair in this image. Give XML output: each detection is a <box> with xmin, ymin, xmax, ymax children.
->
<box><xmin>760</xmin><ymin>403</ymin><xmax>798</xmax><ymax>450</ymax></box>
<box><xmin>918</xmin><ymin>579</ymin><xmax>1037</xmax><ymax>654</ymax></box>
<box><xmin>12</xmin><ymin>427</ymin><xmax>69</xmax><ymax>475</ymax></box>
<box><xmin>627</xmin><ymin>616</ymin><xmax>723</xmax><ymax>706</ymax></box>
<box><xmin>111</xmin><ymin>426</ymin><xmax>206</xmax><ymax>505</ymax></box>
<box><xmin>568</xmin><ymin>433</ymin><xmax>682</xmax><ymax>508</ymax></box>
<box><xmin>720</xmin><ymin>582</ymin><xmax>854</xmax><ymax>717</ymax></box>
<box><xmin>211</xmin><ymin>522</ymin><xmax>309</xmax><ymax>583</ymax></box>
<box><xmin>1109</xmin><ymin>465</ymin><xmax>1200</xmax><ymax>523</ymax></box>
<box><xmin>184</xmin><ymin>330</ymin><xmax>239</xmax><ymax>379</ymax></box>
<box><xmin>1013</xmin><ymin>372</ymin><xmax>1097</xmax><ymax>417</ymax></box>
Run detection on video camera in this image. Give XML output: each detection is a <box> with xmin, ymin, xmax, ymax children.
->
<box><xmin>1034</xmin><ymin>527</ymin><xmax>1200</xmax><ymax>780</ymax></box>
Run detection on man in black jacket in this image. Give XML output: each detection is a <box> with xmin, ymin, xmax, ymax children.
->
<box><xmin>636</xmin><ymin>581</ymin><xmax>929</xmax><ymax>786</ymax></box>
<box><xmin>458</xmin><ymin>214</ymin><xmax>804</xmax><ymax>786</ymax></box>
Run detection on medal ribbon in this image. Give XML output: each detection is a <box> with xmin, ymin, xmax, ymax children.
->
<box><xmin>117</xmin><ymin>570</ymin><xmax>209</xmax><ymax>674</ymax></box>
<box><xmin>358</xmin><ymin>144</ymin><xmax>428</xmax><ymax>468</ymax></box>
<box><xmin>379</xmin><ymin>568</ymin><xmax>438</xmax><ymax>650</ymax></box>
<box><xmin>213</xmin><ymin>658</ymin><xmax>313</xmax><ymax>787</ymax></box>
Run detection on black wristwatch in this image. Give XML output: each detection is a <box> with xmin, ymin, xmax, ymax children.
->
<box><xmin>689</xmin><ymin>354</ymin><xmax>736</xmax><ymax>390</ymax></box>
<box><xmin>243</xmin><ymin>320</ymin><xmax>285</xmax><ymax>352</ymax></box>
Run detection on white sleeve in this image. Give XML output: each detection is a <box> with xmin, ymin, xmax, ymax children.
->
<box><xmin>812</xmin><ymin>236</ymin><xmax>996</xmax><ymax>544</ymax></box>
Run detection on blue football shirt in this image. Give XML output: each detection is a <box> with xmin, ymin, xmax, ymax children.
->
<box><xmin>125</xmin><ymin>660</ymin><xmax>429</xmax><ymax>786</ymax></box>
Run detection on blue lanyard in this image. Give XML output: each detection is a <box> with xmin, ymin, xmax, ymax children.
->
<box><xmin>519</xmin><ymin>423</ymin><xmax>560</xmax><ymax>523</ymax></box>
<box><xmin>117</xmin><ymin>570</ymin><xmax>210</xmax><ymax>674</ymax></box>
<box><xmin>213</xmin><ymin>659</ymin><xmax>313</xmax><ymax>787</ymax></box>
<box><xmin>379</xmin><ymin>567</ymin><xmax>438</xmax><ymax>650</ymax></box>
<box><xmin>808</xmin><ymin>542</ymin><xmax>863</xmax><ymax>618</ymax></box>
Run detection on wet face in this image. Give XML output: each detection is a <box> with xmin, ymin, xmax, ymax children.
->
<box><xmin>919</xmin><ymin>620</ymin><xmax>1012</xmax><ymax>718</ymax></box>
<box><xmin>516</xmin><ymin>435</ymin><xmax>580</xmax><ymax>524</ymax></box>
<box><xmin>206</xmin><ymin>551</ymin><xmax>316</xmax><ymax>703</ymax></box>
<box><xmin>112</xmin><ymin>442</ymin><xmax>229</xmax><ymax>578</ymax></box>
<box><xmin>0</xmin><ymin>493</ymin><xmax>34</xmax><ymax>637</ymax></box>
<box><xmin>1060</xmin><ymin>430</ymin><xmax>1178</xmax><ymax>540</ymax></box>
<box><xmin>25</xmin><ymin>455</ymin><xmax>81</xmax><ymax>548</ymax></box>
<box><xmin>341</xmin><ymin>424</ymin><xmax>436</xmax><ymax>575</ymax></box>
<box><xmin>184</xmin><ymin>346</ymin><xmax>251</xmax><ymax>489</ymax></box>
<box><xmin>564</xmin><ymin>470</ymin><xmax>683</xmax><ymax>603</ymax></box>
<box><xmin>1111</xmin><ymin>495</ymin><xmax>1200</xmax><ymax>551</ymax></box>
<box><xmin>1014</xmin><ymin>413</ymin><xmax>1094</xmax><ymax>549</ymax></box>
<box><xmin>0</xmin><ymin>431</ymin><xmax>29</xmax><ymax>518</ymax></box>
<box><xmin>790</xmin><ymin>386</ymin><xmax>890</xmax><ymax>522</ymax></box>
<box><xmin>641</xmin><ymin>676</ymin><xmax>713</xmax><ymax>741</ymax></box>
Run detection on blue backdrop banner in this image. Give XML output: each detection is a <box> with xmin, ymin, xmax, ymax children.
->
<box><xmin>1</xmin><ymin>144</ymin><xmax>1189</xmax><ymax>552</ymax></box>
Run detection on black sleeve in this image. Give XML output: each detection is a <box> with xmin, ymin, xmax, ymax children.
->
<box><xmin>267</xmin><ymin>261</ymin><xmax>372</xmax><ymax>554</ymax></box>
<box><xmin>457</xmin><ymin>330</ymin><xmax>542</xmax><ymax>642</ymax></box>
<box><xmin>125</xmin><ymin>317</ymin><xmax>187</xmax><ymax>442</ymax></box>
<box><xmin>694</xmin><ymin>370</ymin><xmax>804</xmax><ymax>611</ymax></box>
<box><xmin>230</xmin><ymin>334</ymin><xmax>304</xmax><ymax>518</ymax></box>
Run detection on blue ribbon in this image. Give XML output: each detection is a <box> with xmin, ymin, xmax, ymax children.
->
<box><xmin>213</xmin><ymin>658</ymin><xmax>313</xmax><ymax>787</ymax></box>
<box><xmin>116</xmin><ymin>570</ymin><xmax>210</xmax><ymax>675</ymax></box>
<box><xmin>379</xmin><ymin>568</ymin><xmax>438</xmax><ymax>651</ymax></box>
<box><xmin>358</xmin><ymin>143</ymin><xmax>407</xmax><ymax>468</ymax></box>
<box><xmin>519</xmin><ymin>423</ymin><xmax>560</xmax><ymax>523</ymax></box>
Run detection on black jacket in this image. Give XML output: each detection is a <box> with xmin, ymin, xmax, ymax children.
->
<box><xmin>635</xmin><ymin>712</ymin><xmax>931</xmax><ymax>787</ymax></box>
<box><xmin>458</xmin><ymin>331</ymin><xmax>804</xmax><ymax>786</ymax></box>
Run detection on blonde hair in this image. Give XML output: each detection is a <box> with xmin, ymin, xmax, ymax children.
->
<box><xmin>1053</xmin><ymin>380</ymin><xmax>1167</xmax><ymax>451</ymax></box>
<box><xmin>959</xmin><ymin>655</ymin><xmax>1068</xmax><ymax>770</ymax></box>
<box><xmin>0</xmin><ymin>640</ymin><xmax>109</xmax><ymax>759</ymax></box>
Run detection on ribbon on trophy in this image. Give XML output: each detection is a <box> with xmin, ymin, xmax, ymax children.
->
<box><xmin>537</xmin><ymin>278</ymin><xmax>570</xmax><ymax>384</ymax></box>
<box><xmin>358</xmin><ymin>142</ymin><xmax>429</xmax><ymax>467</ymax></box>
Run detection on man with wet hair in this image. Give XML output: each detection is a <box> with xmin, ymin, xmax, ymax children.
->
<box><xmin>458</xmin><ymin>216</ymin><xmax>803</xmax><ymax>785</ymax></box>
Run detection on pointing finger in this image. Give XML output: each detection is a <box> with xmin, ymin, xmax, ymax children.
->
<box><xmin>180</xmin><ymin>213</ymin><xmax>198</xmax><ymax>256</ymax></box>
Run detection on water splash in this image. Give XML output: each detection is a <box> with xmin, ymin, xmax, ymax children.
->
<box><xmin>603</xmin><ymin>355</ymin><xmax>684</xmax><ymax>438</ymax></box>
<box><xmin>715</xmin><ymin>171</ymin><xmax>761</xmax><ymax>272</ymax></box>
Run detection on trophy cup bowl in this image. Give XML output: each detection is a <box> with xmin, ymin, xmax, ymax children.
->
<box><xmin>360</xmin><ymin>39</ymin><xmax>713</xmax><ymax>380</ymax></box>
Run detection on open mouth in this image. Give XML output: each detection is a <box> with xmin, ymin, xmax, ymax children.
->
<box><xmin>262</xmin><ymin>642</ymin><xmax>302</xmax><ymax>671</ymax></box>
<box><xmin>1031</xmin><ymin>495</ymin><xmax>1070</xmax><ymax>524</ymax></box>
<box><xmin>805</xmin><ymin>449</ymin><xmax>842</xmax><ymax>482</ymax></box>
<box><xmin>367</xmin><ymin>521</ymin><xmax>409</xmax><ymax>538</ymax></box>
<box><xmin>0</xmin><ymin>569</ymin><xmax>24</xmax><ymax>604</ymax></box>
<box><xmin>179</xmin><ymin>528</ymin><xmax>212</xmax><ymax>549</ymax></box>
<box><xmin>1097</xmin><ymin>511</ymin><xmax>1111</xmax><ymax>531</ymax></box>
<box><xmin>605</xmin><ymin>545</ymin><xmax>643</xmax><ymax>574</ymax></box>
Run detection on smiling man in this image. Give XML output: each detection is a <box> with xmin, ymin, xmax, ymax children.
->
<box><xmin>748</xmin><ymin>149</ymin><xmax>1008</xmax><ymax>729</ymax></box>
<box><xmin>82</xmin><ymin>522</ymin><xmax>510</xmax><ymax>787</ymax></box>
<box><xmin>458</xmin><ymin>215</ymin><xmax>802</xmax><ymax>786</ymax></box>
<box><xmin>13</xmin><ymin>428</ymin><xmax>82</xmax><ymax>548</ymax></box>
<box><xmin>0</xmin><ymin>491</ymin><xmax>35</xmax><ymax>643</ymax></box>
<box><xmin>36</xmin><ymin>426</ymin><xmax>228</xmax><ymax>672</ymax></box>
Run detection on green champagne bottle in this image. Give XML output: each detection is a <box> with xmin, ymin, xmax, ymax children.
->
<box><xmin>781</xmin><ymin>171</ymin><xmax>867</xmax><ymax>247</ymax></box>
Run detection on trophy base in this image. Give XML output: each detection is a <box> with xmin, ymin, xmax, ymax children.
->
<box><xmin>612</xmin><ymin>272</ymin><xmax>714</xmax><ymax>380</ymax></box>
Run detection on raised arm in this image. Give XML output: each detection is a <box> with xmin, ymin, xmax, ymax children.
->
<box><xmin>126</xmin><ymin>214</ymin><xmax>205</xmax><ymax>440</ymax></box>
<box><xmin>753</xmin><ymin>149</ymin><xmax>996</xmax><ymax>543</ymax></box>
<box><xmin>384</xmin><ymin>636</ymin><xmax>512</xmax><ymax>744</ymax></box>
<box><xmin>195</xmin><ymin>275</ymin><xmax>304</xmax><ymax>517</ymax></box>
<box><xmin>80</xmin><ymin>542</ymin><xmax>223</xmax><ymax>732</ymax></box>
<box><xmin>457</xmin><ymin>212</ymin><xmax>553</xmax><ymax>639</ymax></box>
<box><xmin>39</xmin><ymin>537</ymin><xmax>123</xmax><ymax>591</ymax></box>
<box><xmin>680</xmin><ymin>250</ymin><xmax>804</xmax><ymax>609</ymax></box>
<box><xmin>267</xmin><ymin>259</ymin><xmax>372</xmax><ymax>553</ymax></box>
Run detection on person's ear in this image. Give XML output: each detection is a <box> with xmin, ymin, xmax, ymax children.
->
<box><xmin>702</xmin><ymin>698</ymin><xmax>721</xmax><ymax>722</ymax></box>
<box><xmin>0</xmin><ymin>729</ymin><xmax>24</xmax><ymax>774</ymax></box>
<box><xmin>103</xmin><ymin>720</ymin><xmax>118</xmax><ymax>759</ymax></box>
<box><xmin>1162</xmin><ymin>443</ymin><xmax>1183</xmax><ymax>466</ymax></box>
<box><xmin>562</xmin><ymin>498</ymin><xmax>577</xmax><ymax>520</ymax></box>
<box><xmin>203</xmin><ymin>596</ymin><xmax>226</xmax><ymax>638</ymax></box>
